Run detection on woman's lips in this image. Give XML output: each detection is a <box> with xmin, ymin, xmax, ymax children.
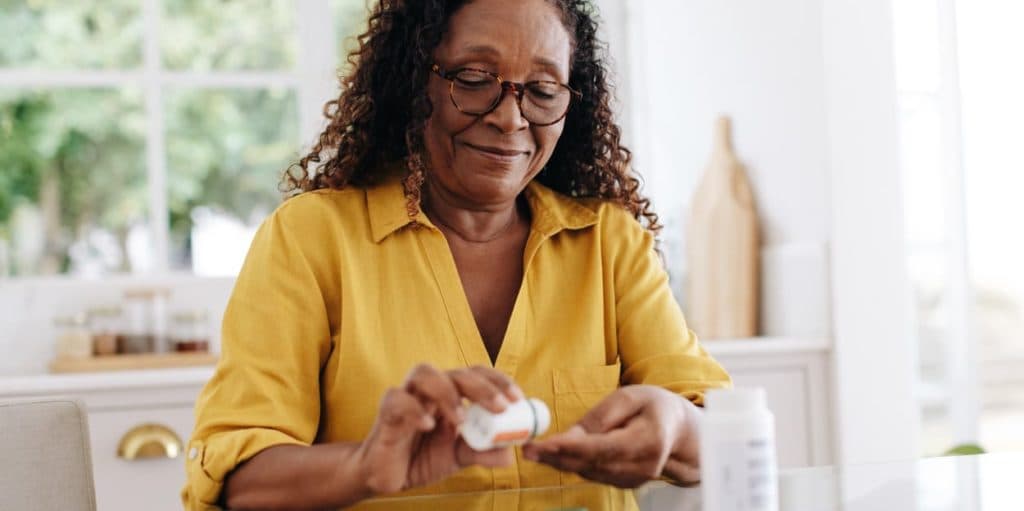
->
<box><xmin>464</xmin><ymin>142</ymin><xmax>529</xmax><ymax>163</ymax></box>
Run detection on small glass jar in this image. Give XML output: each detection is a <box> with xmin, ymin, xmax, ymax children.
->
<box><xmin>88</xmin><ymin>306</ymin><xmax>122</xmax><ymax>356</ymax></box>
<box><xmin>120</xmin><ymin>288</ymin><xmax>169</xmax><ymax>354</ymax></box>
<box><xmin>171</xmin><ymin>310</ymin><xmax>210</xmax><ymax>353</ymax></box>
<box><xmin>54</xmin><ymin>313</ymin><xmax>92</xmax><ymax>359</ymax></box>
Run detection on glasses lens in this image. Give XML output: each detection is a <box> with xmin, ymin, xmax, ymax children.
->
<box><xmin>522</xmin><ymin>82</ymin><xmax>572</xmax><ymax>125</ymax></box>
<box><xmin>451</xmin><ymin>69</ymin><xmax>500</xmax><ymax>114</ymax></box>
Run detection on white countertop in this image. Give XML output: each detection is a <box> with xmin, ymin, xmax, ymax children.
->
<box><xmin>0</xmin><ymin>337</ymin><xmax>830</xmax><ymax>397</ymax></box>
<box><xmin>0</xmin><ymin>367</ymin><xmax>215</xmax><ymax>397</ymax></box>
<box><xmin>703</xmin><ymin>336</ymin><xmax>831</xmax><ymax>356</ymax></box>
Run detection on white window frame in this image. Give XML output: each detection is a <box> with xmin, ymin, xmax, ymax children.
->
<box><xmin>893</xmin><ymin>0</ymin><xmax>978</xmax><ymax>448</ymax></box>
<box><xmin>0</xmin><ymin>0</ymin><xmax>339</xmax><ymax>276</ymax></box>
<box><xmin>930</xmin><ymin>0</ymin><xmax>977</xmax><ymax>447</ymax></box>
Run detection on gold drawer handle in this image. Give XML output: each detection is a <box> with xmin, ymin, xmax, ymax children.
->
<box><xmin>117</xmin><ymin>423</ymin><xmax>183</xmax><ymax>460</ymax></box>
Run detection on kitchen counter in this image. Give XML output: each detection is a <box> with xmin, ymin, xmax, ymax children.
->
<box><xmin>0</xmin><ymin>367</ymin><xmax>214</xmax><ymax>399</ymax></box>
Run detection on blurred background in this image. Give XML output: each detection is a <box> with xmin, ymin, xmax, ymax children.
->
<box><xmin>0</xmin><ymin>0</ymin><xmax>368</xmax><ymax>277</ymax></box>
<box><xmin>1</xmin><ymin>0</ymin><xmax>1022</xmax><ymax>475</ymax></box>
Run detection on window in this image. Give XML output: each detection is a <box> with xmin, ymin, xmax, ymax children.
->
<box><xmin>0</xmin><ymin>0</ymin><xmax>369</xmax><ymax>278</ymax></box>
<box><xmin>893</xmin><ymin>0</ymin><xmax>1024</xmax><ymax>455</ymax></box>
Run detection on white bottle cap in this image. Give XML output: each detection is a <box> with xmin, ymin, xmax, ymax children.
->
<box><xmin>527</xmin><ymin>398</ymin><xmax>551</xmax><ymax>437</ymax></box>
<box><xmin>705</xmin><ymin>387</ymin><xmax>767</xmax><ymax>413</ymax></box>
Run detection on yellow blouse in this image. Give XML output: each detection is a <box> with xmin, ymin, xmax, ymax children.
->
<box><xmin>182</xmin><ymin>174</ymin><xmax>731</xmax><ymax>509</ymax></box>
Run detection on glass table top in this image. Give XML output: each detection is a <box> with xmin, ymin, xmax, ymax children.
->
<box><xmin>345</xmin><ymin>453</ymin><xmax>1023</xmax><ymax>510</ymax></box>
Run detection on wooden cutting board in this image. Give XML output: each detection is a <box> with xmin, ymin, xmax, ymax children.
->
<box><xmin>48</xmin><ymin>352</ymin><xmax>218</xmax><ymax>373</ymax></box>
<box><xmin>685</xmin><ymin>115</ymin><xmax>761</xmax><ymax>339</ymax></box>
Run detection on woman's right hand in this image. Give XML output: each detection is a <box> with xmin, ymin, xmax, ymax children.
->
<box><xmin>355</xmin><ymin>364</ymin><xmax>524</xmax><ymax>495</ymax></box>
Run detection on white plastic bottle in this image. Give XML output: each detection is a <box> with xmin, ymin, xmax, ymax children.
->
<box><xmin>460</xmin><ymin>398</ymin><xmax>551</xmax><ymax>451</ymax></box>
<box><xmin>700</xmin><ymin>387</ymin><xmax>778</xmax><ymax>511</ymax></box>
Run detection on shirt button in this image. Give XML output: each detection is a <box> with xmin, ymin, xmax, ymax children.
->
<box><xmin>188</xmin><ymin>447</ymin><xmax>199</xmax><ymax>460</ymax></box>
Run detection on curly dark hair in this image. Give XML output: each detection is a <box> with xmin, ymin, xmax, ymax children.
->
<box><xmin>281</xmin><ymin>0</ymin><xmax>661</xmax><ymax>234</ymax></box>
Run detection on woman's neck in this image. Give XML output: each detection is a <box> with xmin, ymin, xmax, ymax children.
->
<box><xmin>422</xmin><ymin>181</ymin><xmax>523</xmax><ymax>244</ymax></box>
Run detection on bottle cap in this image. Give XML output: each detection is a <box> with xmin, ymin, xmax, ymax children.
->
<box><xmin>705</xmin><ymin>387</ymin><xmax>767</xmax><ymax>413</ymax></box>
<box><xmin>527</xmin><ymin>398</ymin><xmax>551</xmax><ymax>438</ymax></box>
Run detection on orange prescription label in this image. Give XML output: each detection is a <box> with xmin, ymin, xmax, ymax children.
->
<box><xmin>492</xmin><ymin>429</ymin><xmax>531</xmax><ymax>444</ymax></box>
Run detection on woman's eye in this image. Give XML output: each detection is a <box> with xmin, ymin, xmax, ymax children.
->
<box><xmin>453</xmin><ymin>70</ymin><xmax>493</xmax><ymax>87</ymax></box>
<box><xmin>456</xmin><ymin>77</ymin><xmax>491</xmax><ymax>87</ymax></box>
<box><xmin>527</xmin><ymin>85</ymin><xmax>560</xmax><ymax>101</ymax></box>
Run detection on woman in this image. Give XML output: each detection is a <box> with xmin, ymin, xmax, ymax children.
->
<box><xmin>183</xmin><ymin>0</ymin><xmax>730</xmax><ymax>509</ymax></box>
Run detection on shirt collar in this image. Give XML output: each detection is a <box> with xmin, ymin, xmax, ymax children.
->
<box><xmin>366</xmin><ymin>174</ymin><xmax>600</xmax><ymax>243</ymax></box>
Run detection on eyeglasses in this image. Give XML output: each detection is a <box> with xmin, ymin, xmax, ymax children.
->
<box><xmin>431</xmin><ymin>63</ymin><xmax>582</xmax><ymax>126</ymax></box>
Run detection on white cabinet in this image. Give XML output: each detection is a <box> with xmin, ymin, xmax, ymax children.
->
<box><xmin>707</xmin><ymin>338</ymin><xmax>833</xmax><ymax>468</ymax></box>
<box><xmin>88</xmin><ymin>406</ymin><xmax>196</xmax><ymax>511</ymax></box>
<box><xmin>0</xmin><ymin>369</ymin><xmax>211</xmax><ymax>511</ymax></box>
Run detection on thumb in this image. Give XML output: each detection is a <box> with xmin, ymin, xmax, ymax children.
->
<box><xmin>371</xmin><ymin>389</ymin><xmax>434</xmax><ymax>448</ymax></box>
<box><xmin>577</xmin><ymin>388</ymin><xmax>644</xmax><ymax>434</ymax></box>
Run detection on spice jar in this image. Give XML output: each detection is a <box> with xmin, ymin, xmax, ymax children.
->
<box><xmin>88</xmin><ymin>306</ymin><xmax>122</xmax><ymax>356</ymax></box>
<box><xmin>120</xmin><ymin>288</ymin><xmax>170</xmax><ymax>354</ymax></box>
<box><xmin>171</xmin><ymin>310</ymin><xmax>210</xmax><ymax>353</ymax></box>
<box><xmin>54</xmin><ymin>313</ymin><xmax>92</xmax><ymax>359</ymax></box>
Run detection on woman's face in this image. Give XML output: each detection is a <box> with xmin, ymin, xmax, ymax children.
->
<box><xmin>424</xmin><ymin>0</ymin><xmax>572</xmax><ymax>209</ymax></box>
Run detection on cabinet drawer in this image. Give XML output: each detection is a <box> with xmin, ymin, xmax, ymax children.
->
<box><xmin>728</xmin><ymin>368</ymin><xmax>812</xmax><ymax>468</ymax></box>
<box><xmin>87</xmin><ymin>406</ymin><xmax>195</xmax><ymax>511</ymax></box>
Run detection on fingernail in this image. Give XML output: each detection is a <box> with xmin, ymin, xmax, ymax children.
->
<box><xmin>493</xmin><ymin>394</ymin><xmax>510</xmax><ymax>409</ymax></box>
<box><xmin>455</xmin><ymin>407</ymin><xmax>467</xmax><ymax>424</ymax></box>
<box><xmin>423</xmin><ymin>415</ymin><xmax>436</xmax><ymax>429</ymax></box>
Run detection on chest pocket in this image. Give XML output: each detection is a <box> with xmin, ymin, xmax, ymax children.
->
<box><xmin>551</xmin><ymin>361</ymin><xmax>622</xmax><ymax>485</ymax></box>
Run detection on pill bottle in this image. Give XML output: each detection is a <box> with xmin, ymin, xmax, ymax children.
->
<box><xmin>460</xmin><ymin>398</ymin><xmax>551</xmax><ymax>451</ymax></box>
<box><xmin>700</xmin><ymin>387</ymin><xmax>778</xmax><ymax>511</ymax></box>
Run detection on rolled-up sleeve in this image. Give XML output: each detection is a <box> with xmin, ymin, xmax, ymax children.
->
<box><xmin>182</xmin><ymin>199</ymin><xmax>338</xmax><ymax>509</ymax></box>
<box><xmin>603</xmin><ymin>208</ymin><xmax>732</xmax><ymax>406</ymax></box>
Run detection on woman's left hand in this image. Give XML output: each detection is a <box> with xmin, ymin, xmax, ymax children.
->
<box><xmin>522</xmin><ymin>385</ymin><xmax>701</xmax><ymax>488</ymax></box>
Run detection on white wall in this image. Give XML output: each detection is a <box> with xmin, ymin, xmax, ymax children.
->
<box><xmin>622</xmin><ymin>0</ymin><xmax>832</xmax><ymax>335</ymax></box>
<box><xmin>823</xmin><ymin>0</ymin><xmax>920</xmax><ymax>465</ymax></box>
<box><xmin>626</xmin><ymin>0</ymin><xmax>831</xmax><ymax>243</ymax></box>
<box><xmin>618</xmin><ymin>0</ymin><xmax>918</xmax><ymax>465</ymax></box>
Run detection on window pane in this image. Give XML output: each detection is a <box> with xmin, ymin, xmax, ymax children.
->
<box><xmin>899</xmin><ymin>96</ymin><xmax>947</xmax><ymax>247</ymax></box>
<box><xmin>0</xmin><ymin>89</ymin><xmax>148</xmax><ymax>277</ymax></box>
<box><xmin>332</xmin><ymin>0</ymin><xmax>371</xmax><ymax>67</ymax></box>
<box><xmin>891</xmin><ymin>0</ymin><xmax>942</xmax><ymax>93</ymax></box>
<box><xmin>0</xmin><ymin>0</ymin><xmax>142</xmax><ymax>69</ymax></box>
<box><xmin>161</xmin><ymin>0</ymin><xmax>298</xmax><ymax>71</ymax></box>
<box><xmin>164</xmin><ymin>88</ymin><xmax>298</xmax><ymax>276</ymax></box>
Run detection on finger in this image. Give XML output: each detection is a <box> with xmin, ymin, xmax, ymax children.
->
<box><xmin>586</xmin><ymin>458</ymin><xmax>663</xmax><ymax>482</ymax></box>
<box><xmin>375</xmin><ymin>388</ymin><xmax>435</xmax><ymax>444</ymax></box>
<box><xmin>521</xmin><ymin>440</ymin><xmax>559</xmax><ymax>461</ymax></box>
<box><xmin>403</xmin><ymin>364</ymin><xmax>464</xmax><ymax>425</ymax></box>
<box><xmin>537</xmin><ymin>451</ymin><xmax>656</xmax><ymax>488</ymax></box>
<box><xmin>467</xmin><ymin>365</ymin><xmax>525</xmax><ymax>402</ymax></box>
<box><xmin>579</xmin><ymin>465</ymin><xmax>651</xmax><ymax>489</ymax></box>
<box><xmin>548</xmin><ymin>422</ymin><xmax>662</xmax><ymax>466</ymax></box>
<box><xmin>535</xmin><ymin>450</ymin><xmax>592</xmax><ymax>474</ymax></box>
<box><xmin>523</xmin><ymin>424</ymin><xmax>585</xmax><ymax>453</ymax></box>
<box><xmin>661</xmin><ymin>457</ymin><xmax>701</xmax><ymax>484</ymax></box>
<box><xmin>448</xmin><ymin>368</ymin><xmax>511</xmax><ymax>413</ymax></box>
<box><xmin>455</xmin><ymin>438</ymin><xmax>514</xmax><ymax>468</ymax></box>
<box><xmin>577</xmin><ymin>387</ymin><xmax>645</xmax><ymax>434</ymax></box>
